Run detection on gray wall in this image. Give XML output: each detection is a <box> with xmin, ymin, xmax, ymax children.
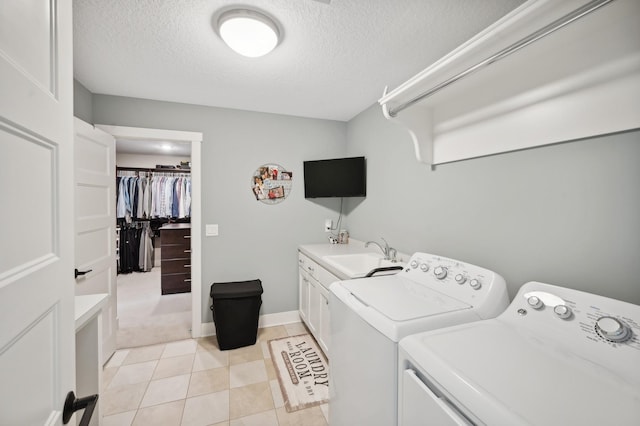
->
<box><xmin>92</xmin><ymin>95</ymin><xmax>347</xmax><ymax>319</ymax></box>
<box><xmin>73</xmin><ymin>79</ymin><xmax>93</xmax><ymax>123</ymax></box>
<box><xmin>346</xmin><ymin>104</ymin><xmax>640</xmax><ymax>305</ymax></box>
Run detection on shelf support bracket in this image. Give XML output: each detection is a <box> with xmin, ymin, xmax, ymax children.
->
<box><xmin>382</xmin><ymin>87</ymin><xmax>434</xmax><ymax>167</ymax></box>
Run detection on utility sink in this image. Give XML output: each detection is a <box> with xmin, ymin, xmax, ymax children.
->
<box><xmin>323</xmin><ymin>253</ymin><xmax>404</xmax><ymax>278</ymax></box>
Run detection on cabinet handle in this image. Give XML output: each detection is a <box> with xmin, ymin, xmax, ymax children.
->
<box><xmin>299</xmin><ymin>259</ymin><xmax>304</xmax><ymax>264</ymax></box>
<box><xmin>184</xmin><ymin>264</ymin><xmax>191</xmax><ymax>268</ymax></box>
<box><xmin>307</xmin><ymin>266</ymin><xmax>314</xmax><ymax>272</ymax></box>
<box><xmin>184</xmin><ymin>279</ymin><xmax>192</xmax><ymax>282</ymax></box>
<box><xmin>183</xmin><ymin>235</ymin><xmax>191</xmax><ymax>239</ymax></box>
<box><xmin>184</xmin><ymin>249</ymin><xmax>191</xmax><ymax>253</ymax></box>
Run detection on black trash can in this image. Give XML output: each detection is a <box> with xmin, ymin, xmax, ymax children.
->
<box><xmin>210</xmin><ymin>279</ymin><xmax>263</xmax><ymax>350</ymax></box>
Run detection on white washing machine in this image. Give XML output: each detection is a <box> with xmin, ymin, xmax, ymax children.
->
<box><xmin>329</xmin><ymin>252</ymin><xmax>509</xmax><ymax>426</ymax></box>
<box><xmin>398</xmin><ymin>281</ymin><xmax>640</xmax><ymax>425</ymax></box>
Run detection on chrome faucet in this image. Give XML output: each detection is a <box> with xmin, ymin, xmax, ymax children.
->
<box><xmin>365</xmin><ymin>237</ymin><xmax>397</xmax><ymax>262</ymax></box>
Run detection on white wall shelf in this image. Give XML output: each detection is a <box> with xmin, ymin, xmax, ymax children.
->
<box><xmin>379</xmin><ymin>0</ymin><xmax>640</xmax><ymax>166</ymax></box>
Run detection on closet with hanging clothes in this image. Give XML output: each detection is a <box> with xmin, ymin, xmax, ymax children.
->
<box><xmin>116</xmin><ymin>167</ymin><xmax>192</xmax><ymax>278</ymax></box>
<box><xmin>116</xmin><ymin>168</ymin><xmax>192</xmax><ymax>222</ymax></box>
<box><xmin>114</xmin><ymin>144</ymin><xmax>194</xmax><ymax>348</ymax></box>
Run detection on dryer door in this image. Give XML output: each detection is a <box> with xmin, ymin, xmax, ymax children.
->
<box><xmin>401</xmin><ymin>369</ymin><xmax>472</xmax><ymax>426</ymax></box>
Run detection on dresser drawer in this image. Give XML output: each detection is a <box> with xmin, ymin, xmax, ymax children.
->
<box><xmin>161</xmin><ymin>244</ymin><xmax>191</xmax><ymax>260</ymax></box>
<box><xmin>161</xmin><ymin>228</ymin><xmax>191</xmax><ymax>245</ymax></box>
<box><xmin>162</xmin><ymin>258</ymin><xmax>191</xmax><ymax>274</ymax></box>
<box><xmin>161</xmin><ymin>273</ymin><xmax>191</xmax><ymax>294</ymax></box>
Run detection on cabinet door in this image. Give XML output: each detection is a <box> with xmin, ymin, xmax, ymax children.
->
<box><xmin>318</xmin><ymin>285</ymin><xmax>331</xmax><ymax>355</ymax></box>
<box><xmin>308</xmin><ymin>278</ymin><xmax>320</xmax><ymax>335</ymax></box>
<box><xmin>298</xmin><ymin>268</ymin><xmax>310</xmax><ymax>323</ymax></box>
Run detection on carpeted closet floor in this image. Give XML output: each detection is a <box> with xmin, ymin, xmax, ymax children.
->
<box><xmin>117</xmin><ymin>267</ymin><xmax>192</xmax><ymax>348</ymax></box>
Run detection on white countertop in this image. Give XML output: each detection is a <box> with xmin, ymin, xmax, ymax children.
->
<box><xmin>75</xmin><ymin>294</ymin><xmax>108</xmax><ymax>331</ymax></box>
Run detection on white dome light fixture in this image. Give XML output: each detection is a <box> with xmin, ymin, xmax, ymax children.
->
<box><xmin>218</xmin><ymin>9</ymin><xmax>280</xmax><ymax>58</ymax></box>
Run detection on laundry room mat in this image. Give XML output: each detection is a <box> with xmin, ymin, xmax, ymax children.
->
<box><xmin>268</xmin><ymin>334</ymin><xmax>329</xmax><ymax>412</ymax></box>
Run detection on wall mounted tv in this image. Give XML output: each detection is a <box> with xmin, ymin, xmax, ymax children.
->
<box><xmin>303</xmin><ymin>156</ymin><xmax>366</xmax><ymax>198</ymax></box>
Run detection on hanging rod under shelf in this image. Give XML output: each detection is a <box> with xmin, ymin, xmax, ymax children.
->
<box><xmin>385</xmin><ymin>0</ymin><xmax>615</xmax><ymax>118</ymax></box>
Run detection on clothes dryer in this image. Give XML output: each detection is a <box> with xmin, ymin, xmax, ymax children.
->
<box><xmin>398</xmin><ymin>281</ymin><xmax>640</xmax><ymax>425</ymax></box>
<box><xmin>329</xmin><ymin>252</ymin><xmax>509</xmax><ymax>426</ymax></box>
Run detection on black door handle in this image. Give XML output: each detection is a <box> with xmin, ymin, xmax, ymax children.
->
<box><xmin>63</xmin><ymin>391</ymin><xmax>99</xmax><ymax>426</ymax></box>
<box><xmin>74</xmin><ymin>268</ymin><xmax>93</xmax><ymax>279</ymax></box>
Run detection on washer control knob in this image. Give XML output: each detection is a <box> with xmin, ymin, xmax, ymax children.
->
<box><xmin>527</xmin><ymin>296</ymin><xmax>544</xmax><ymax>310</ymax></box>
<box><xmin>553</xmin><ymin>304</ymin><xmax>572</xmax><ymax>319</ymax></box>
<box><xmin>454</xmin><ymin>274</ymin><xmax>466</xmax><ymax>285</ymax></box>
<box><xmin>434</xmin><ymin>266</ymin><xmax>448</xmax><ymax>280</ymax></box>
<box><xmin>469</xmin><ymin>279</ymin><xmax>481</xmax><ymax>290</ymax></box>
<box><xmin>420</xmin><ymin>263</ymin><xmax>429</xmax><ymax>272</ymax></box>
<box><xmin>595</xmin><ymin>316</ymin><xmax>633</xmax><ymax>343</ymax></box>
<box><xmin>410</xmin><ymin>260</ymin><xmax>418</xmax><ymax>269</ymax></box>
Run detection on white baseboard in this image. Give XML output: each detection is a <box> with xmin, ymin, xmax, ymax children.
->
<box><xmin>198</xmin><ymin>310</ymin><xmax>300</xmax><ymax>337</ymax></box>
<box><xmin>258</xmin><ymin>310</ymin><xmax>300</xmax><ymax>328</ymax></box>
<box><xmin>199</xmin><ymin>321</ymin><xmax>216</xmax><ymax>337</ymax></box>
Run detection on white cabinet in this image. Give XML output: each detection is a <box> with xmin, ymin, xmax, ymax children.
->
<box><xmin>318</xmin><ymin>284</ymin><xmax>331</xmax><ymax>353</ymax></box>
<box><xmin>298</xmin><ymin>267</ymin><xmax>310</xmax><ymax>324</ymax></box>
<box><xmin>308</xmin><ymin>279</ymin><xmax>320</xmax><ymax>335</ymax></box>
<box><xmin>298</xmin><ymin>251</ymin><xmax>339</xmax><ymax>356</ymax></box>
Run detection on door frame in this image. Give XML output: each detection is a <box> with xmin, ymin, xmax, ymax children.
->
<box><xmin>96</xmin><ymin>124</ymin><xmax>204</xmax><ymax>338</ymax></box>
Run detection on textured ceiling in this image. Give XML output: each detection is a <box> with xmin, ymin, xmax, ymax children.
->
<box><xmin>73</xmin><ymin>0</ymin><xmax>525</xmax><ymax>122</ymax></box>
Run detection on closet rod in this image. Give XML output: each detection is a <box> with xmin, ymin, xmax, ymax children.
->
<box><xmin>386</xmin><ymin>0</ymin><xmax>615</xmax><ymax>118</ymax></box>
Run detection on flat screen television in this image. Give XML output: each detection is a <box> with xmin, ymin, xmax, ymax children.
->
<box><xmin>303</xmin><ymin>156</ymin><xmax>366</xmax><ymax>198</ymax></box>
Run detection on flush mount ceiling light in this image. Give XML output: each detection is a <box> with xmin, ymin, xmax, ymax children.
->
<box><xmin>218</xmin><ymin>9</ymin><xmax>280</xmax><ymax>58</ymax></box>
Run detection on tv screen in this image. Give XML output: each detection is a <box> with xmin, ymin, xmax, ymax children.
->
<box><xmin>303</xmin><ymin>156</ymin><xmax>366</xmax><ymax>198</ymax></box>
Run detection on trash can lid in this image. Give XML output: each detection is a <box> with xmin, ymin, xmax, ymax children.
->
<box><xmin>210</xmin><ymin>279</ymin><xmax>263</xmax><ymax>299</ymax></box>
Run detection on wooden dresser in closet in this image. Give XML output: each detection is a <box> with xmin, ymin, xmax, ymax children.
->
<box><xmin>159</xmin><ymin>223</ymin><xmax>191</xmax><ymax>294</ymax></box>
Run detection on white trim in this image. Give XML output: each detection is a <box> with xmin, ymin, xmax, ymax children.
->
<box><xmin>189</xmin><ymin>138</ymin><xmax>202</xmax><ymax>337</ymax></box>
<box><xmin>258</xmin><ymin>310</ymin><xmax>301</xmax><ymax>328</ymax></box>
<box><xmin>96</xmin><ymin>125</ymin><xmax>202</xmax><ymax>143</ymax></box>
<box><xmin>96</xmin><ymin>124</ymin><xmax>204</xmax><ymax>339</ymax></box>
<box><xmin>200</xmin><ymin>310</ymin><xmax>301</xmax><ymax>337</ymax></box>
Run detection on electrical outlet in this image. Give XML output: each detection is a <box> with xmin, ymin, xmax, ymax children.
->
<box><xmin>324</xmin><ymin>219</ymin><xmax>332</xmax><ymax>232</ymax></box>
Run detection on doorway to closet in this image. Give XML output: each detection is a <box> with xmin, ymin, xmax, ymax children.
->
<box><xmin>99</xmin><ymin>125</ymin><xmax>203</xmax><ymax>349</ymax></box>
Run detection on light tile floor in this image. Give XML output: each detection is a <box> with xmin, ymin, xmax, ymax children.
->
<box><xmin>102</xmin><ymin>323</ymin><xmax>329</xmax><ymax>426</ymax></box>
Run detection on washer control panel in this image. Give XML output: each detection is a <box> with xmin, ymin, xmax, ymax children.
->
<box><xmin>507</xmin><ymin>281</ymin><xmax>640</xmax><ymax>379</ymax></box>
<box><xmin>403</xmin><ymin>252</ymin><xmax>508</xmax><ymax>313</ymax></box>
<box><xmin>595</xmin><ymin>316</ymin><xmax>633</xmax><ymax>343</ymax></box>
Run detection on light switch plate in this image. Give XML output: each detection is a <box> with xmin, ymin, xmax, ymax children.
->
<box><xmin>206</xmin><ymin>224</ymin><xmax>219</xmax><ymax>236</ymax></box>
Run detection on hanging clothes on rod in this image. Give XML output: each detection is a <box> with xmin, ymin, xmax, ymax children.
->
<box><xmin>116</xmin><ymin>168</ymin><xmax>191</xmax><ymax>221</ymax></box>
<box><xmin>139</xmin><ymin>222</ymin><xmax>154</xmax><ymax>273</ymax></box>
<box><xmin>118</xmin><ymin>221</ymin><xmax>142</xmax><ymax>274</ymax></box>
<box><xmin>117</xmin><ymin>220</ymin><xmax>155</xmax><ymax>274</ymax></box>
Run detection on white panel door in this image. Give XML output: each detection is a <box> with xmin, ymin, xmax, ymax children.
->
<box><xmin>74</xmin><ymin>118</ymin><xmax>117</xmax><ymax>364</ymax></box>
<box><xmin>0</xmin><ymin>1</ymin><xmax>76</xmax><ymax>425</ymax></box>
